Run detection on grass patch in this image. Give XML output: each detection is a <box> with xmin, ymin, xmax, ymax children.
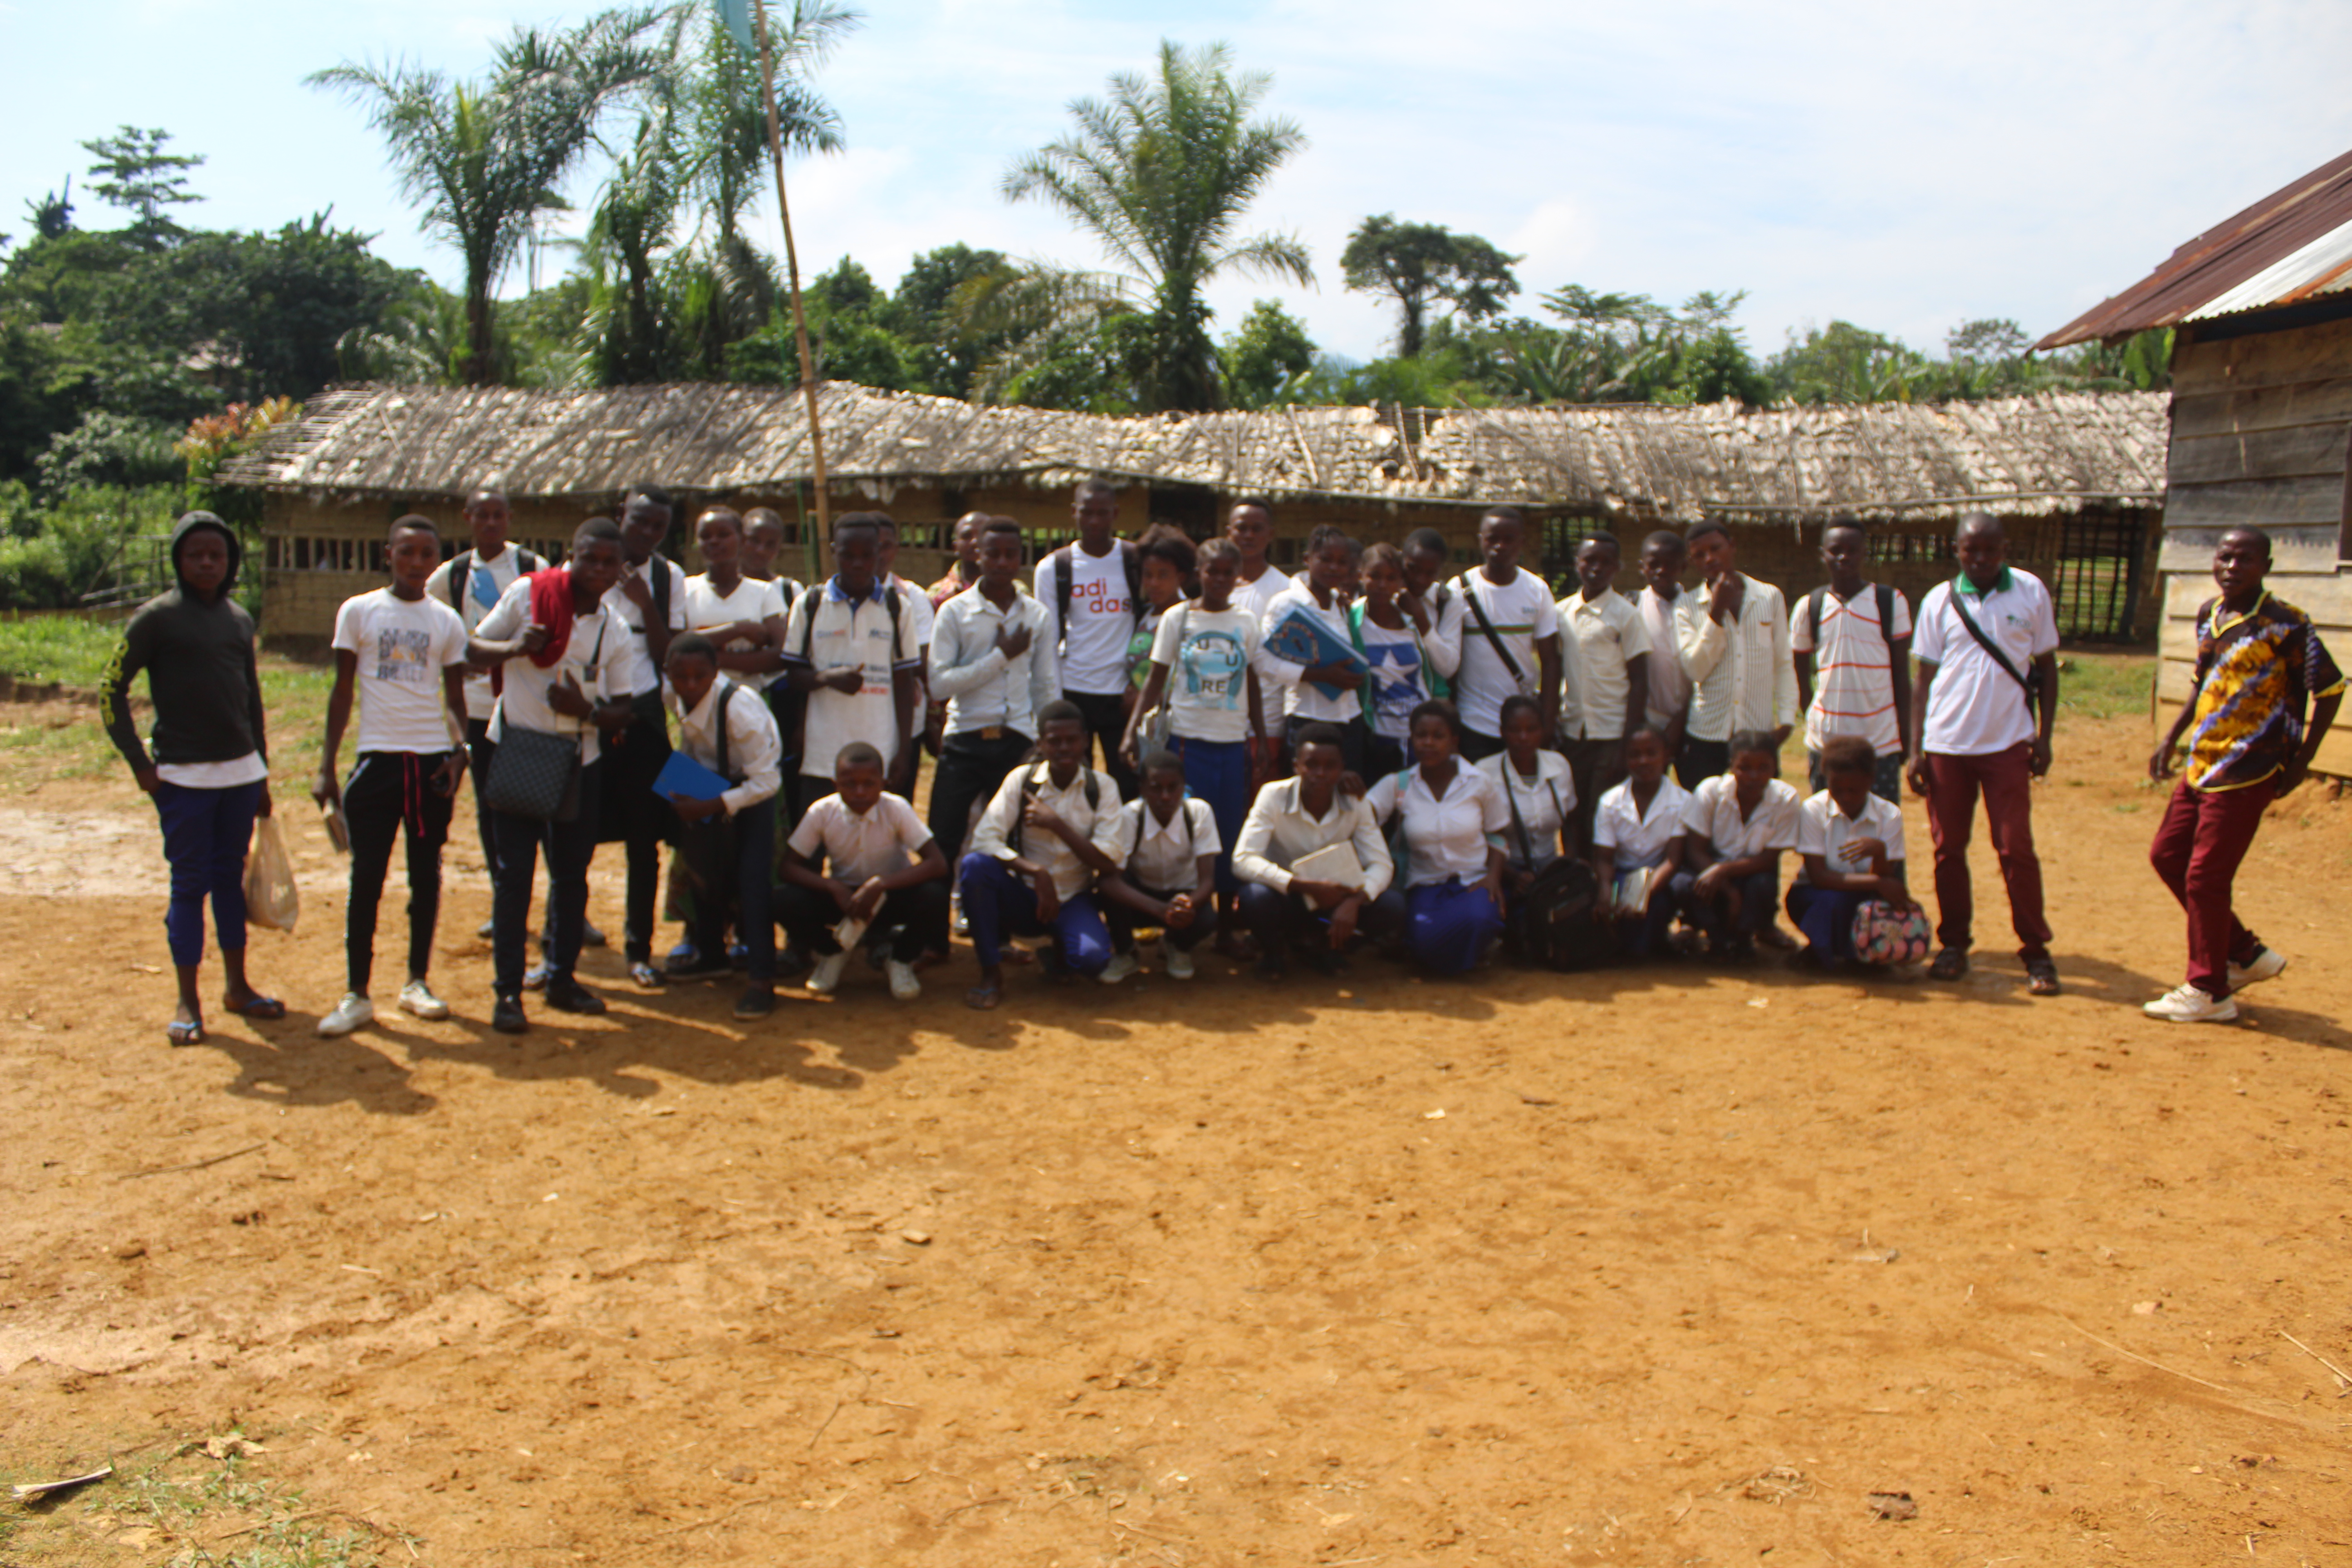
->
<box><xmin>0</xmin><ymin>615</ymin><xmax>134</xmax><ymax>687</ymax></box>
<box><xmin>2056</xmin><ymin>647</ymin><xmax>2154</xmax><ymax>722</ymax></box>
<box><xmin>0</xmin><ymin>652</ymin><xmax>331</xmax><ymax>794</ymax></box>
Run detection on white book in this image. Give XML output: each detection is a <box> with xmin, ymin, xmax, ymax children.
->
<box><xmin>832</xmin><ymin>915</ymin><xmax>871</xmax><ymax>951</ymax></box>
<box><xmin>1291</xmin><ymin>841</ymin><xmax>1366</xmax><ymax>891</ymax></box>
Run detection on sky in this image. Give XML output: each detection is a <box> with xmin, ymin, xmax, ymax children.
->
<box><xmin>7</xmin><ymin>0</ymin><xmax>2352</xmax><ymax>365</ymax></box>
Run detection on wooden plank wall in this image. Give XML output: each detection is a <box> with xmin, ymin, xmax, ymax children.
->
<box><xmin>2158</xmin><ymin>314</ymin><xmax>2352</xmax><ymax>776</ymax></box>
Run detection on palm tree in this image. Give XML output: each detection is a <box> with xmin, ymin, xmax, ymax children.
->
<box><xmin>309</xmin><ymin>8</ymin><xmax>666</xmax><ymax>384</ymax></box>
<box><xmin>990</xmin><ymin>40</ymin><xmax>1312</xmax><ymax>412</ymax></box>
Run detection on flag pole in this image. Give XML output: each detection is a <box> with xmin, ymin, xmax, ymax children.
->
<box><xmin>748</xmin><ymin>0</ymin><xmax>831</xmax><ymax>577</ymax></box>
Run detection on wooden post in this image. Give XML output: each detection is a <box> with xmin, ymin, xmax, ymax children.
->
<box><xmin>749</xmin><ymin>0</ymin><xmax>831</xmax><ymax>578</ymax></box>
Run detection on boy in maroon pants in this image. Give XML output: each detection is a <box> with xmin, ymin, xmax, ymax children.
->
<box><xmin>2143</xmin><ymin>528</ymin><xmax>2341</xmax><ymax>1023</ymax></box>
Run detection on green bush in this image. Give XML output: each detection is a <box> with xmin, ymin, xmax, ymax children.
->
<box><xmin>0</xmin><ymin>482</ymin><xmax>179</xmax><ymax>611</ymax></box>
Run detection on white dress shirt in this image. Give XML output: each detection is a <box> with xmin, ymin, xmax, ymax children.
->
<box><xmin>1367</xmin><ymin>762</ymin><xmax>1509</xmax><ymax>888</ymax></box>
<box><xmin>666</xmin><ymin>675</ymin><xmax>782</xmax><ymax>817</ymax></box>
<box><xmin>1113</xmin><ymin>796</ymin><xmax>1220</xmax><ymax>891</ymax></box>
<box><xmin>1675</xmin><ymin>573</ymin><xmax>1798</xmax><ymax>741</ymax></box>
<box><xmin>1639</xmin><ymin>585</ymin><xmax>1693</xmax><ymax>730</ymax></box>
<box><xmin>969</xmin><ymin>762</ymin><xmax>1127</xmax><ymax>900</ymax></box>
<box><xmin>1593</xmin><ymin>777</ymin><xmax>1695</xmax><ymax>869</ymax></box>
<box><xmin>603</xmin><ymin>554</ymin><xmax>689</xmax><ymax>697</ymax></box>
<box><xmin>1231</xmin><ymin>777</ymin><xmax>1395</xmax><ymax>899</ymax></box>
<box><xmin>926</xmin><ymin>586</ymin><xmax>1060</xmax><ymax>739</ymax></box>
<box><xmin>1478</xmin><ymin>749</ymin><xmax>1578</xmax><ymax>867</ymax></box>
<box><xmin>1795</xmin><ymin>788</ymin><xmax>1906</xmax><ymax>884</ymax></box>
<box><xmin>1558</xmin><ymin>589</ymin><xmax>1652</xmax><ymax>740</ymax></box>
<box><xmin>1681</xmin><ymin>774</ymin><xmax>1801</xmax><ymax>860</ymax></box>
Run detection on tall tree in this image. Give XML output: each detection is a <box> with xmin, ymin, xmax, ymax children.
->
<box><xmin>1340</xmin><ymin>215</ymin><xmax>1519</xmax><ymax>357</ymax></box>
<box><xmin>80</xmin><ymin>127</ymin><xmax>205</xmax><ymax>246</ymax></box>
<box><xmin>994</xmin><ymin>40</ymin><xmax>1312</xmax><ymax>412</ymax></box>
<box><xmin>309</xmin><ymin>9</ymin><xmax>666</xmax><ymax>383</ymax></box>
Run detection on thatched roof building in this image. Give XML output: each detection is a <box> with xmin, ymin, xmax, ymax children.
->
<box><xmin>225</xmin><ymin>381</ymin><xmax>2169</xmax><ymax>641</ymax></box>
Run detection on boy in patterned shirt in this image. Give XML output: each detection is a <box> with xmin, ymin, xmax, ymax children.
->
<box><xmin>2144</xmin><ymin>528</ymin><xmax>2342</xmax><ymax>1023</ymax></box>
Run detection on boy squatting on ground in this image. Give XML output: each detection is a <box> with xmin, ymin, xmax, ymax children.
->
<box><xmin>1671</xmin><ymin>728</ymin><xmax>1801</xmax><ymax>962</ymax></box>
<box><xmin>777</xmin><ymin>741</ymin><xmax>951</xmax><ymax>1004</ymax></box>
<box><xmin>314</xmin><ymin>515</ymin><xmax>472</xmax><ymax>1037</ymax></box>
<box><xmin>2143</xmin><ymin>526</ymin><xmax>2342</xmax><ymax>1024</ymax></box>
<box><xmin>1096</xmin><ymin>749</ymin><xmax>1222</xmax><ymax>984</ymax></box>
<box><xmin>1231</xmin><ymin>722</ymin><xmax>1406</xmax><ymax>979</ymax></box>
<box><xmin>658</xmin><ymin>633</ymin><xmax>784</xmax><ymax>1020</ymax></box>
<box><xmin>1788</xmin><ymin>735</ymin><xmax>1923</xmax><ymax>969</ymax></box>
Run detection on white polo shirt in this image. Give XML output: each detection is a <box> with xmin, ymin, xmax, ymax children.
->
<box><xmin>1558</xmin><ymin>588</ymin><xmax>1652</xmax><ymax>740</ymax></box>
<box><xmin>782</xmin><ymin>578</ymin><xmax>926</xmax><ymax>777</ymax></box>
<box><xmin>1795</xmin><ymin>788</ymin><xmax>1906</xmax><ymax>883</ymax></box>
<box><xmin>1113</xmin><ymin>796</ymin><xmax>1220</xmax><ymax>891</ymax></box>
<box><xmin>789</xmin><ymin>792</ymin><xmax>934</xmax><ymax>885</ymax></box>
<box><xmin>1593</xmin><ymin>776</ymin><xmax>1694</xmax><ymax>870</ymax></box>
<box><xmin>1681</xmin><ymin>774</ymin><xmax>1801</xmax><ymax>860</ymax></box>
<box><xmin>1366</xmin><ymin>762</ymin><xmax>1509</xmax><ymax>888</ymax></box>
<box><xmin>1912</xmin><ymin>570</ymin><xmax>2058</xmax><ymax>756</ymax></box>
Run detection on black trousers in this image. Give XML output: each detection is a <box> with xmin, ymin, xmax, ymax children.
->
<box><xmin>490</xmin><ymin>758</ymin><xmax>602</xmax><ymax>995</ymax></box>
<box><xmin>1064</xmin><ymin>689</ymin><xmax>1138</xmax><ymax>799</ymax></box>
<box><xmin>343</xmin><ymin>750</ymin><xmax>458</xmax><ymax>994</ymax></box>
<box><xmin>597</xmin><ymin>689</ymin><xmax>673</xmax><ymax>963</ymax></box>
<box><xmin>775</xmin><ymin>878</ymin><xmax>949</xmax><ymax>962</ymax></box>
<box><xmin>1677</xmin><ymin>736</ymin><xmax>1730</xmax><ymax>790</ymax></box>
<box><xmin>1104</xmin><ymin>874</ymin><xmax>1219</xmax><ymax>952</ymax></box>
<box><xmin>927</xmin><ymin>728</ymin><xmax>1034</xmax><ymax>864</ymax></box>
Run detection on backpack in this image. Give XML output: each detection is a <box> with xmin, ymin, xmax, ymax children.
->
<box><xmin>1050</xmin><ymin>541</ymin><xmax>1144</xmax><ymax>641</ymax></box>
<box><xmin>1496</xmin><ymin>760</ymin><xmax>1602</xmax><ymax>970</ymax></box>
<box><xmin>1803</xmin><ymin>583</ymin><xmax>1899</xmax><ymax>660</ymax></box>
<box><xmin>1009</xmin><ymin>762</ymin><xmax>1102</xmax><ymax>858</ymax></box>
<box><xmin>797</xmin><ymin>581</ymin><xmax>907</xmax><ymax>664</ymax></box>
<box><xmin>443</xmin><ymin>546</ymin><xmax>546</xmax><ymax>621</ymax></box>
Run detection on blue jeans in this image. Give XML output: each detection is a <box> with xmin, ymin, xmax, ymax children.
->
<box><xmin>1172</xmin><ymin>734</ymin><xmax>1250</xmax><ymax>897</ymax></box>
<box><xmin>153</xmin><ymin>778</ymin><xmax>263</xmax><ymax>967</ymax></box>
<box><xmin>1406</xmin><ymin>877</ymin><xmax>1504</xmax><ymax>973</ymax></box>
<box><xmin>1787</xmin><ymin>882</ymin><xmax>1868</xmax><ymax>961</ymax></box>
<box><xmin>1237</xmin><ymin>879</ymin><xmax>1407</xmax><ymax>954</ymax></box>
<box><xmin>958</xmin><ymin>852</ymin><xmax>1111</xmax><ymax>975</ymax></box>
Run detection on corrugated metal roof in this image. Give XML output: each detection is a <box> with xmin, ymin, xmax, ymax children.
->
<box><xmin>2036</xmin><ymin>147</ymin><xmax>2352</xmax><ymax>350</ymax></box>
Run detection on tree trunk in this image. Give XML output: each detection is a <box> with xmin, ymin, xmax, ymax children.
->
<box><xmin>1401</xmin><ymin>294</ymin><xmax>1426</xmax><ymax>360</ymax></box>
<box><xmin>464</xmin><ymin>279</ymin><xmax>497</xmax><ymax>387</ymax></box>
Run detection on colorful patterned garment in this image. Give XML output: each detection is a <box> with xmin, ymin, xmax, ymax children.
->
<box><xmin>2184</xmin><ymin>593</ymin><xmax>2345</xmax><ymax>792</ymax></box>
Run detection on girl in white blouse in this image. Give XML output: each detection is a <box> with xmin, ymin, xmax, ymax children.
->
<box><xmin>1591</xmin><ymin>727</ymin><xmax>1692</xmax><ymax>960</ymax></box>
<box><xmin>1367</xmin><ymin>699</ymin><xmax>1510</xmax><ymax>973</ymax></box>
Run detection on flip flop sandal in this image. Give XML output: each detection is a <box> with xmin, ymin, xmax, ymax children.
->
<box><xmin>166</xmin><ymin>1019</ymin><xmax>204</xmax><ymax>1047</ymax></box>
<box><xmin>1928</xmin><ymin>947</ymin><xmax>1969</xmax><ymax>981</ymax></box>
<box><xmin>221</xmin><ymin>995</ymin><xmax>286</xmax><ymax>1020</ymax></box>
<box><xmin>2026</xmin><ymin>958</ymin><xmax>2063</xmax><ymax>996</ymax></box>
<box><xmin>963</xmin><ymin>984</ymin><xmax>1003</xmax><ymax>1011</ymax></box>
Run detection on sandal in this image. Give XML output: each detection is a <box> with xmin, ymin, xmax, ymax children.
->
<box><xmin>1928</xmin><ymin>947</ymin><xmax>1969</xmax><ymax>981</ymax></box>
<box><xmin>166</xmin><ymin>1018</ymin><xmax>204</xmax><ymax>1047</ymax></box>
<box><xmin>221</xmin><ymin>994</ymin><xmax>286</xmax><ymax>1020</ymax></box>
<box><xmin>963</xmin><ymin>983</ymin><xmax>1002</xmax><ymax>1011</ymax></box>
<box><xmin>2025</xmin><ymin>956</ymin><xmax>2062</xmax><ymax>996</ymax></box>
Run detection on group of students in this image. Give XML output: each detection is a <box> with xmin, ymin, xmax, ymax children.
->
<box><xmin>101</xmin><ymin>485</ymin><xmax>2335</xmax><ymax>1044</ymax></box>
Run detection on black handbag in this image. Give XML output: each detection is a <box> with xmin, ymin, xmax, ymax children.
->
<box><xmin>485</xmin><ymin>622</ymin><xmax>603</xmax><ymax>821</ymax></box>
<box><xmin>1501</xmin><ymin>765</ymin><xmax>1602</xmax><ymax>969</ymax></box>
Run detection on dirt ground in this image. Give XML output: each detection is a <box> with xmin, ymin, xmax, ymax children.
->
<box><xmin>3</xmin><ymin>697</ymin><xmax>2349</xmax><ymax>1568</ymax></box>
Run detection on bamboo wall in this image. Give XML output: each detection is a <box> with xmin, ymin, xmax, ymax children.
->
<box><xmin>2157</xmin><ymin>314</ymin><xmax>2352</xmax><ymax>777</ymax></box>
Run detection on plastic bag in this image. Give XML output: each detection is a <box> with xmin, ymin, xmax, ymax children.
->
<box><xmin>243</xmin><ymin>815</ymin><xmax>300</xmax><ymax>934</ymax></box>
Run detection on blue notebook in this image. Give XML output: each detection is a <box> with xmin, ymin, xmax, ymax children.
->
<box><xmin>652</xmin><ymin>750</ymin><xmax>733</xmax><ymax>804</ymax></box>
<box><xmin>1263</xmin><ymin>603</ymin><xmax>1367</xmax><ymax>702</ymax></box>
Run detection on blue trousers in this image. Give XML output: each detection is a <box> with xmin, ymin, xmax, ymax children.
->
<box><xmin>1237</xmin><ymin>879</ymin><xmax>1408</xmax><ymax>954</ymax></box>
<box><xmin>153</xmin><ymin>778</ymin><xmax>263</xmax><ymax>967</ymax></box>
<box><xmin>1407</xmin><ymin>877</ymin><xmax>1505</xmax><ymax>974</ymax></box>
<box><xmin>1787</xmin><ymin>882</ymin><xmax>1868</xmax><ymax>962</ymax></box>
<box><xmin>958</xmin><ymin>852</ymin><xmax>1111</xmax><ymax>975</ymax></box>
<box><xmin>1173</xmin><ymin>734</ymin><xmax>1250</xmax><ymax>896</ymax></box>
<box><xmin>1673</xmin><ymin>865</ymin><xmax>1779</xmax><ymax>941</ymax></box>
<box><xmin>1613</xmin><ymin>868</ymin><xmax>1681</xmax><ymax>959</ymax></box>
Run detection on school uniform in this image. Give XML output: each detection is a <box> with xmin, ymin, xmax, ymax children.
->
<box><xmin>782</xmin><ymin>576</ymin><xmax>927</xmax><ymax>805</ymax></box>
<box><xmin>960</xmin><ymin>762</ymin><xmax>1125</xmax><ymax>975</ymax></box>
<box><xmin>426</xmin><ymin>543</ymin><xmax>544</xmax><ymax>878</ymax></box>
<box><xmin>1788</xmin><ymin>787</ymin><xmax>1907</xmax><ymax>961</ymax></box>
<box><xmin>1913</xmin><ymin>569</ymin><xmax>2058</xmax><ymax>959</ymax></box>
<box><xmin>1478</xmin><ymin>750</ymin><xmax>1577</xmax><ymax>870</ymax></box>
<box><xmin>1638</xmin><ymin>585</ymin><xmax>1693</xmax><ymax>735</ymax></box>
<box><xmin>1232</xmin><ymin>777</ymin><xmax>1406</xmax><ymax>957</ymax></box>
<box><xmin>1103</xmin><ymin>796</ymin><xmax>1221</xmax><ymax>954</ymax></box>
<box><xmin>598</xmin><ymin>554</ymin><xmax>688</xmax><ymax>967</ymax></box>
<box><xmin>475</xmin><ymin>578</ymin><xmax>633</xmax><ymax>998</ymax></box>
<box><xmin>666</xmin><ymin>676</ymin><xmax>783</xmax><ymax>984</ymax></box>
<box><xmin>1256</xmin><ymin>581</ymin><xmax>1369</xmax><ymax>774</ymax></box>
<box><xmin>1152</xmin><ymin>601</ymin><xmax>1262</xmax><ymax>895</ymax></box>
<box><xmin>925</xmin><ymin>585</ymin><xmax>1060</xmax><ymax>863</ymax></box>
<box><xmin>779</xmin><ymin>791</ymin><xmax>948</xmax><ymax>963</ymax></box>
<box><xmin>1672</xmin><ymin>774</ymin><xmax>1800</xmax><ymax>946</ymax></box>
<box><xmin>1593</xmin><ymin>776</ymin><xmax>1694</xmax><ymax>959</ymax></box>
<box><xmin>330</xmin><ymin>587</ymin><xmax>470</xmax><ymax>995</ymax></box>
<box><xmin>1367</xmin><ymin>763</ymin><xmax>1510</xmax><ymax>973</ymax></box>
<box><xmin>1790</xmin><ymin>582</ymin><xmax>1912</xmax><ymax>802</ymax></box>
<box><xmin>1557</xmin><ymin>588</ymin><xmax>1651</xmax><ymax>830</ymax></box>
<box><xmin>1674</xmin><ymin>572</ymin><xmax>1798</xmax><ymax>785</ymax></box>
<box><xmin>1452</xmin><ymin>568</ymin><xmax>1558</xmax><ymax>759</ymax></box>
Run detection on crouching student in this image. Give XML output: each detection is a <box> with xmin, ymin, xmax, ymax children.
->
<box><xmin>1367</xmin><ymin>699</ymin><xmax>1510</xmax><ymax>974</ymax></box>
<box><xmin>1591</xmin><ymin>727</ymin><xmax>1691</xmax><ymax>960</ymax></box>
<box><xmin>1788</xmin><ymin>735</ymin><xmax>1922</xmax><ymax>968</ymax></box>
<box><xmin>315</xmin><ymin>515</ymin><xmax>472</xmax><ymax>1037</ymax></box>
<box><xmin>960</xmin><ymin>701</ymin><xmax>1125</xmax><ymax>1008</ymax></box>
<box><xmin>1673</xmin><ymin>729</ymin><xmax>1799</xmax><ymax>961</ymax></box>
<box><xmin>1099</xmin><ymin>749</ymin><xmax>1220</xmax><ymax>983</ymax></box>
<box><xmin>1231</xmin><ymin>721</ymin><xmax>1403</xmax><ymax>979</ymax></box>
<box><xmin>659</xmin><ymin>635</ymin><xmax>784</xmax><ymax>1019</ymax></box>
<box><xmin>778</xmin><ymin>742</ymin><xmax>950</xmax><ymax>1002</ymax></box>
<box><xmin>1478</xmin><ymin>694</ymin><xmax>1580</xmax><ymax>961</ymax></box>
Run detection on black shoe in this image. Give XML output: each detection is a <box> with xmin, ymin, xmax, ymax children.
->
<box><xmin>523</xmin><ymin>960</ymin><xmax>556</xmax><ymax>992</ymax></box>
<box><xmin>492</xmin><ymin>995</ymin><xmax>528</xmax><ymax>1035</ymax></box>
<box><xmin>733</xmin><ymin>984</ymin><xmax>775</xmax><ymax>1020</ymax></box>
<box><xmin>776</xmin><ymin>944</ymin><xmax>811</xmax><ymax>980</ymax></box>
<box><xmin>666</xmin><ymin>956</ymin><xmax>734</xmax><ymax>983</ymax></box>
<box><xmin>545</xmin><ymin>980</ymin><xmax>608</xmax><ymax>1016</ymax></box>
<box><xmin>581</xmin><ymin>921</ymin><xmax>608</xmax><ymax>949</ymax></box>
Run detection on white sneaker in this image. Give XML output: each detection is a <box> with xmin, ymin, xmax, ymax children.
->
<box><xmin>885</xmin><ymin>958</ymin><xmax>922</xmax><ymax>1001</ymax></box>
<box><xmin>318</xmin><ymin>993</ymin><xmax>374</xmax><ymax>1037</ymax></box>
<box><xmin>1164</xmin><ymin>942</ymin><xmax>1196</xmax><ymax>980</ymax></box>
<box><xmin>805</xmin><ymin>951</ymin><xmax>851</xmax><ymax>995</ymax></box>
<box><xmin>2143</xmin><ymin>984</ymin><xmax>2238</xmax><ymax>1024</ymax></box>
<box><xmin>475</xmin><ymin>917</ymin><xmax>495</xmax><ymax>940</ymax></box>
<box><xmin>2228</xmin><ymin>945</ymin><xmax>2287</xmax><ymax>990</ymax></box>
<box><xmin>1099</xmin><ymin>950</ymin><xmax>1139</xmax><ymax>985</ymax></box>
<box><xmin>397</xmin><ymin>980</ymin><xmax>450</xmax><ymax>1021</ymax></box>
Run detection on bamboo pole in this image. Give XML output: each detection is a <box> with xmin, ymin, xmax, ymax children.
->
<box><xmin>749</xmin><ymin>0</ymin><xmax>831</xmax><ymax>579</ymax></box>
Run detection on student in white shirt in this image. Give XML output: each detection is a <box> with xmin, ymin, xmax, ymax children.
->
<box><xmin>1791</xmin><ymin>518</ymin><xmax>1912</xmax><ymax>803</ymax></box>
<box><xmin>467</xmin><ymin>519</ymin><xmax>639</xmax><ymax>1034</ymax></box>
<box><xmin>1098</xmin><ymin>750</ymin><xmax>1221</xmax><ymax>982</ymax></box>
<box><xmin>1231</xmin><ymin>722</ymin><xmax>1405</xmax><ymax>978</ymax></box>
<box><xmin>1452</xmin><ymin>507</ymin><xmax>1562</xmax><ymax>760</ymax></box>
<box><xmin>1366</xmin><ymin>699</ymin><xmax>1510</xmax><ymax>974</ymax></box>
<box><xmin>926</xmin><ymin>518</ymin><xmax>1059</xmax><ymax>866</ymax></box>
<box><xmin>598</xmin><ymin>484</ymin><xmax>690</xmax><ymax>989</ymax></box>
<box><xmin>1401</xmin><ymin>527</ymin><xmax>1468</xmax><ymax>694</ymax></box>
<box><xmin>781</xmin><ymin>513</ymin><xmax>926</xmax><ymax>808</ymax></box>
<box><xmin>1226</xmin><ymin>499</ymin><xmax>1294</xmax><ymax>780</ymax></box>
<box><xmin>1556</xmin><ymin>532</ymin><xmax>1651</xmax><ymax>840</ymax></box>
<box><xmin>1674</xmin><ymin>519</ymin><xmax>1798</xmax><ymax>788</ymax></box>
<box><xmin>740</xmin><ymin>504</ymin><xmax>808</xmax><ymax>781</ymax></box>
<box><xmin>1032</xmin><ymin>478</ymin><xmax>1143</xmax><ymax>796</ymax></box>
<box><xmin>1671</xmin><ymin>730</ymin><xmax>1800</xmax><ymax>961</ymax></box>
<box><xmin>1591</xmin><ymin>728</ymin><xmax>1693</xmax><ymax>960</ymax></box>
<box><xmin>1256</xmin><ymin>526</ymin><xmax>1370</xmax><ymax>774</ymax></box>
<box><xmin>314</xmin><ymin>515</ymin><xmax>471</xmax><ymax>1038</ymax></box>
<box><xmin>684</xmin><ymin>508</ymin><xmax>789</xmax><ymax>697</ymax></box>
<box><xmin>1906</xmin><ymin>513</ymin><xmax>2062</xmax><ymax>993</ymax></box>
<box><xmin>657</xmin><ymin>635</ymin><xmax>784</xmax><ymax>1018</ymax></box>
<box><xmin>1352</xmin><ymin>542</ymin><xmax>1449</xmax><ymax>778</ymax></box>
<box><xmin>960</xmin><ymin>702</ymin><xmax>1126</xmax><ymax>1007</ymax></box>
<box><xmin>740</xmin><ymin>506</ymin><xmax>804</xmax><ymax>602</ymax></box>
<box><xmin>1480</xmin><ymin>697</ymin><xmax>1578</xmax><ymax>872</ymax></box>
<box><xmin>1791</xmin><ymin>735</ymin><xmax>1921</xmax><ymax>968</ymax></box>
<box><xmin>1636</xmin><ymin>530</ymin><xmax>1694</xmax><ymax>750</ymax></box>
<box><xmin>778</xmin><ymin>741</ymin><xmax>951</xmax><ymax>1003</ymax></box>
